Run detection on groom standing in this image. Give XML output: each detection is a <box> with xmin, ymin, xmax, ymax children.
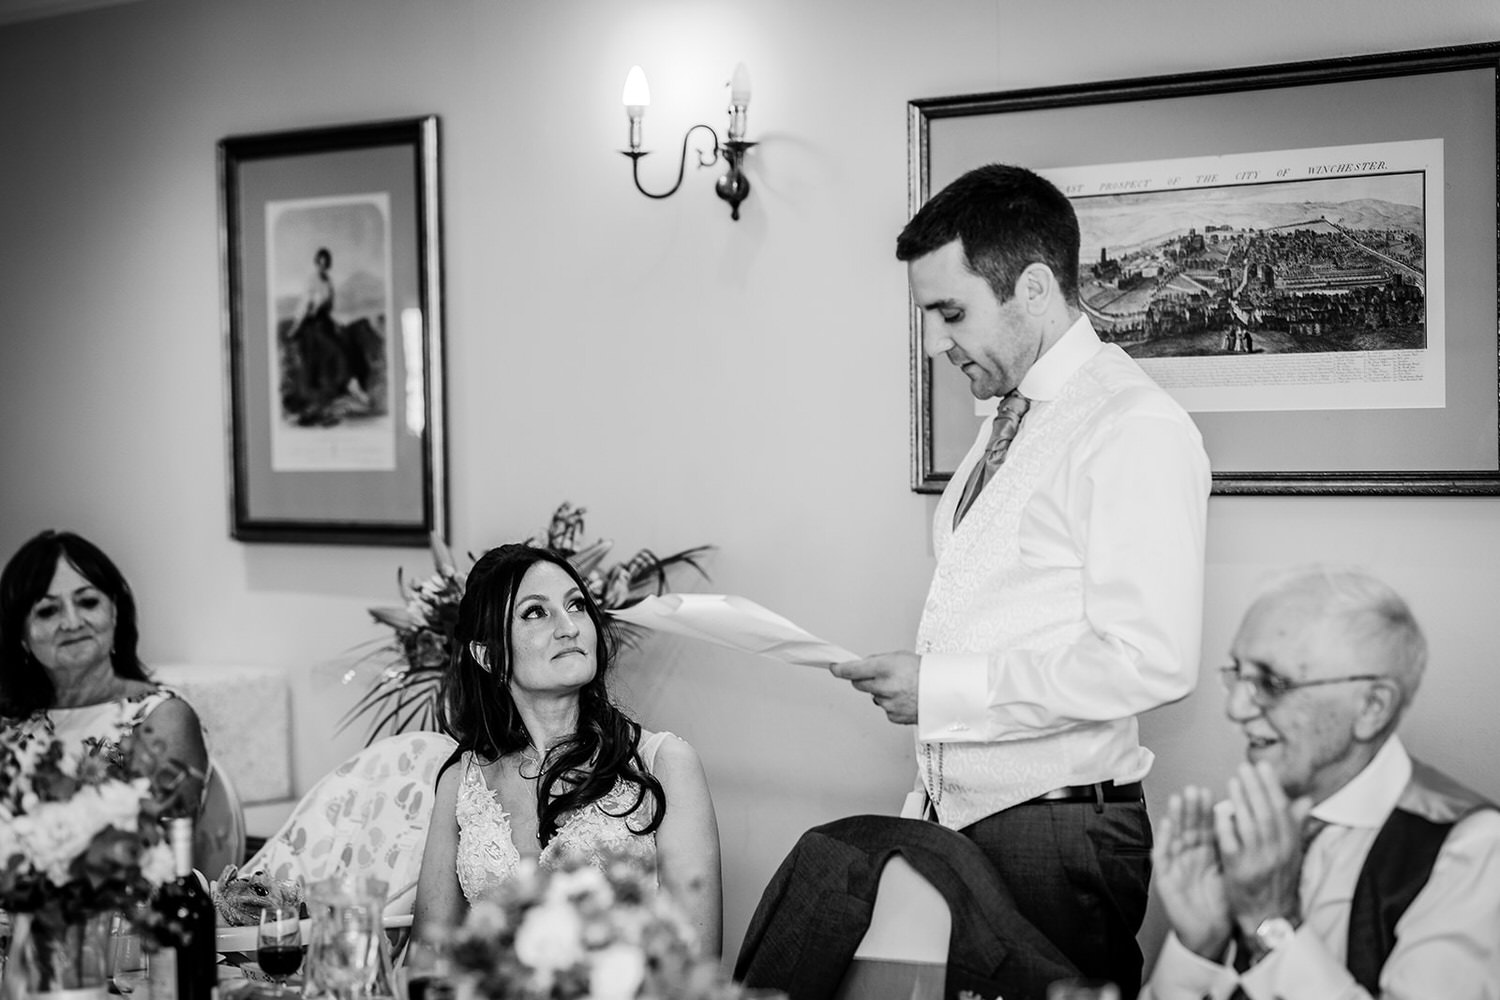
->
<box><xmin>832</xmin><ymin>163</ymin><xmax>1211</xmax><ymax>997</ymax></box>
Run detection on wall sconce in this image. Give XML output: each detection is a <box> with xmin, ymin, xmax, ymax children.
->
<box><xmin>620</xmin><ymin>62</ymin><xmax>756</xmax><ymax>221</ymax></box>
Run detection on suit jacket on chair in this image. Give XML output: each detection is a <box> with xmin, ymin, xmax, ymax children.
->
<box><xmin>734</xmin><ymin>815</ymin><xmax>1077</xmax><ymax>1000</ymax></box>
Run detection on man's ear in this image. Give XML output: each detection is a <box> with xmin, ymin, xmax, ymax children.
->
<box><xmin>1352</xmin><ymin>678</ymin><xmax>1402</xmax><ymax>741</ymax></box>
<box><xmin>1015</xmin><ymin>262</ymin><xmax>1056</xmax><ymax>316</ymax></box>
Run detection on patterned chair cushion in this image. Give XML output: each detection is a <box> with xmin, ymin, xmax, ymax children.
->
<box><xmin>244</xmin><ymin>731</ymin><xmax>458</xmax><ymax>916</ymax></box>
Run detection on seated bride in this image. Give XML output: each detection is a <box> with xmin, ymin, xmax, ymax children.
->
<box><xmin>410</xmin><ymin>543</ymin><xmax>723</xmax><ymax>954</ymax></box>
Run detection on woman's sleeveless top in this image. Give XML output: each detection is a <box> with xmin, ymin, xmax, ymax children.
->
<box><xmin>455</xmin><ymin>730</ymin><xmax>674</xmax><ymax>902</ymax></box>
<box><xmin>7</xmin><ymin>686</ymin><xmax>177</xmax><ymax>768</ymax></box>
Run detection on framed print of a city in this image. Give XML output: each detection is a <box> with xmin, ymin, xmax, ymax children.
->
<box><xmin>908</xmin><ymin>42</ymin><xmax>1499</xmax><ymax>495</ymax></box>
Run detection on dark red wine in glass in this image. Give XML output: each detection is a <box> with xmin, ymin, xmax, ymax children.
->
<box><xmin>257</xmin><ymin>907</ymin><xmax>303</xmax><ymax>995</ymax></box>
<box><xmin>257</xmin><ymin>945</ymin><xmax>303</xmax><ymax>979</ymax></box>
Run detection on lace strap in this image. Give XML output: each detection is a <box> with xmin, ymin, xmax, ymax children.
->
<box><xmin>637</xmin><ymin>730</ymin><xmax>676</xmax><ymax>773</ymax></box>
<box><xmin>460</xmin><ymin>752</ymin><xmax>487</xmax><ymax>791</ymax></box>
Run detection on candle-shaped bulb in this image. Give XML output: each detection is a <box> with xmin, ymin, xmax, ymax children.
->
<box><xmin>622</xmin><ymin>65</ymin><xmax>649</xmax><ymax>151</ymax></box>
<box><xmin>730</xmin><ymin>62</ymin><xmax>751</xmax><ymax>106</ymax></box>
<box><xmin>726</xmin><ymin>62</ymin><xmax>751</xmax><ymax>142</ymax></box>
<box><xmin>622</xmin><ymin>65</ymin><xmax>650</xmax><ymax>115</ymax></box>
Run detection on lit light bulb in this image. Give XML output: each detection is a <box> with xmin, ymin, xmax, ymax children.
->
<box><xmin>622</xmin><ymin>65</ymin><xmax>649</xmax><ymax>152</ymax></box>
<box><xmin>622</xmin><ymin>65</ymin><xmax>650</xmax><ymax>113</ymax></box>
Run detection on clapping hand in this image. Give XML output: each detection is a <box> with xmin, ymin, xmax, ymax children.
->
<box><xmin>1153</xmin><ymin>785</ymin><xmax>1233</xmax><ymax>960</ymax></box>
<box><xmin>1216</xmin><ymin>761</ymin><xmax>1313</xmax><ymax>937</ymax></box>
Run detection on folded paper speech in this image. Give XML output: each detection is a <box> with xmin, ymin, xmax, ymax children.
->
<box><xmin>611</xmin><ymin>594</ymin><xmax>857</xmax><ymax>668</ymax></box>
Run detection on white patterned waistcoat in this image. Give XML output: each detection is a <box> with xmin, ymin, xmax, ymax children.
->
<box><xmin>917</xmin><ymin>348</ymin><xmax>1153</xmax><ymax>830</ymax></box>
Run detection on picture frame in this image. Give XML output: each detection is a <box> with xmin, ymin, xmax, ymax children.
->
<box><xmin>908</xmin><ymin>43</ymin><xmax>1500</xmax><ymax>496</ymax></box>
<box><xmin>220</xmin><ymin>116</ymin><xmax>447</xmax><ymax>543</ymax></box>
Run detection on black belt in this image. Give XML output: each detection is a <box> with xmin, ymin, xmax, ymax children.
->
<box><xmin>1021</xmin><ymin>780</ymin><xmax>1143</xmax><ymax>806</ymax></box>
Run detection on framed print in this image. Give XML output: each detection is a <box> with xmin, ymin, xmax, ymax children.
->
<box><xmin>908</xmin><ymin>43</ymin><xmax>1500</xmax><ymax>495</ymax></box>
<box><xmin>220</xmin><ymin>116</ymin><xmax>447</xmax><ymax>543</ymax></box>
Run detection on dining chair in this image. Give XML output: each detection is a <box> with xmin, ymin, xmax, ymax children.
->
<box><xmin>242</xmin><ymin>731</ymin><xmax>458</xmax><ymax>917</ymax></box>
<box><xmin>195</xmin><ymin>758</ymin><xmax>247</xmax><ymax>875</ymax></box>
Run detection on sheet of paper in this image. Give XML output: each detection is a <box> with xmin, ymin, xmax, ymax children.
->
<box><xmin>611</xmin><ymin>594</ymin><xmax>858</xmax><ymax>668</ymax></box>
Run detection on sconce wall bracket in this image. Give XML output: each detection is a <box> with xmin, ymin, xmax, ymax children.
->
<box><xmin>621</xmin><ymin>124</ymin><xmax>755</xmax><ymax>221</ymax></box>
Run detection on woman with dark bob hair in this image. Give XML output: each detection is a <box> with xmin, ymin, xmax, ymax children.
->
<box><xmin>411</xmin><ymin>543</ymin><xmax>723</xmax><ymax>952</ymax></box>
<box><xmin>0</xmin><ymin>530</ymin><xmax>207</xmax><ymax>812</ymax></box>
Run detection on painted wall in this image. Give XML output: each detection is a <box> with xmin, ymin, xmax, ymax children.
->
<box><xmin>2</xmin><ymin>0</ymin><xmax>1498</xmax><ymax>970</ymax></box>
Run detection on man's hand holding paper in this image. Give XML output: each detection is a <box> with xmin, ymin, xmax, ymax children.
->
<box><xmin>829</xmin><ymin>652</ymin><xmax>919</xmax><ymax>725</ymax></box>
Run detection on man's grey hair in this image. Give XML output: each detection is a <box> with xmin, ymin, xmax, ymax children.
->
<box><xmin>1254</xmin><ymin>564</ymin><xmax>1428</xmax><ymax>708</ymax></box>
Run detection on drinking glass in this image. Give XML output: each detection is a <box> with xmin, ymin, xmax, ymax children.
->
<box><xmin>108</xmin><ymin>910</ymin><xmax>150</xmax><ymax>996</ymax></box>
<box><xmin>258</xmin><ymin>906</ymin><xmax>304</xmax><ymax>996</ymax></box>
<box><xmin>1047</xmin><ymin>979</ymin><xmax>1121</xmax><ymax>1000</ymax></box>
<box><xmin>311</xmin><ymin>904</ymin><xmax>377</xmax><ymax>1000</ymax></box>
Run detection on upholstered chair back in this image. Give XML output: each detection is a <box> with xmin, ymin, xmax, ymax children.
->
<box><xmin>244</xmin><ymin>731</ymin><xmax>458</xmax><ymax>916</ymax></box>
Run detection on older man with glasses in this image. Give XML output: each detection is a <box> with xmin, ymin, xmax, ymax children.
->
<box><xmin>1142</xmin><ymin>566</ymin><xmax>1500</xmax><ymax>1000</ymax></box>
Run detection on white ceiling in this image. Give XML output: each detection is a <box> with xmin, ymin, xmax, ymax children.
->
<box><xmin>0</xmin><ymin>0</ymin><xmax>142</xmax><ymax>27</ymax></box>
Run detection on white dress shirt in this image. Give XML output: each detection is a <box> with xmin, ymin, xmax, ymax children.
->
<box><xmin>1144</xmin><ymin>737</ymin><xmax>1500</xmax><ymax>1000</ymax></box>
<box><xmin>914</xmin><ymin>315</ymin><xmax>1211</xmax><ymax>828</ymax></box>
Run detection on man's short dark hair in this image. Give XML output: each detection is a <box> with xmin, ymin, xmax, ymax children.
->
<box><xmin>896</xmin><ymin>163</ymin><xmax>1080</xmax><ymax>307</ymax></box>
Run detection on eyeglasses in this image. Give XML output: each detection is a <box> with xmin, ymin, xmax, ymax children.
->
<box><xmin>1218</xmin><ymin>664</ymin><xmax>1387</xmax><ymax>707</ymax></box>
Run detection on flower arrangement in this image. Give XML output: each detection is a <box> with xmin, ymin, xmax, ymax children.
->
<box><xmin>0</xmin><ymin>733</ymin><xmax>182</xmax><ymax>991</ymax></box>
<box><xmin>0</xmin><ymin>735</ymin><xmax>176</xmax><ymax>928</ymax></box>
<box><xmin>340</xmin><ymin>502</ymin><xmax>712</xmax><ymax>745</ymax></box>
<box><xmin>447</xmin><ymin>852</ymin><xmax>757</xmax><ymax>1000</ymax></box>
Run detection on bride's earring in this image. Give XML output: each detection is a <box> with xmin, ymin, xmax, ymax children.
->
<box><xmin>469</xmin><ymin>641</ymin><xmax>492</xmax><ymax>673</ymax></box>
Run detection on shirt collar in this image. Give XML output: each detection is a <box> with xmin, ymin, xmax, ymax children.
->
<box><xmin>1017</xmin><ymin>313</ymin><xmax>1102</xmax><ymax>402</ymax></box>
<box><xmin>1311</xmin><ymin>735</ymin><xmax>1412</xmax><ymax>829</ymax></box>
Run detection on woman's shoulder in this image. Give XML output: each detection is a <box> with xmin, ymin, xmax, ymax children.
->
<box><xmin>636</xmin><ymin>729</ymin><xmax>699</xmax><ymax>772</ymax></box>
<box><xmin>124</xmin><ymin>682</ymin><xmax>193</xmax><ymax>722</ymax></box>
<box><xmin>119</xmin><ymin>678</ymin><xmax>160</xmax><ymax>699</ymax></box>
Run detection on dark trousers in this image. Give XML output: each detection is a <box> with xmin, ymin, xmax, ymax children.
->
<box><xmin>962</xmin><ymin>796</ymin><xmax>1152</xmax><ymax>1000</ymax></box>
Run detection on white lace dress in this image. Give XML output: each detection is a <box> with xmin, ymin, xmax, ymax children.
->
<box><xmin>454</xmin><ymin>730</ymin><xmax>674</xmax><ymax>902</ymax></box>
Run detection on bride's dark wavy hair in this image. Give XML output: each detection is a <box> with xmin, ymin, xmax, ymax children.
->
<box><xmin>435</xmin><ymin>543</ymin><xmax>665</xmax><ymax>846</ymax></box>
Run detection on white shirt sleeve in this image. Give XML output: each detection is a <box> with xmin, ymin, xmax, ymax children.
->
<box><xmin>919</xmin><ymin>400</ymin><xmax>1209</xmax><ymax>741</ymax></box>
<box><xmin>1144</xmin><ymin>811</ymin><xmax>1500</xmax><ymax>1000</ymax></box>
<box><xmin>1138</xmin><ymin>932</ymin><xmax>1239</xmax><ymax>1000</ymax></box>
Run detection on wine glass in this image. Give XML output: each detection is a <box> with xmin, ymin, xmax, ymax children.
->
<box><xmin>257</xmin><ymin>906</ymin><xmax>303</xmax><ymax>995</ymax></box>
<box><xmin>312</xmin><ymin>904</ymin><xmax>379</xmax><ymax>1000</ymax></box>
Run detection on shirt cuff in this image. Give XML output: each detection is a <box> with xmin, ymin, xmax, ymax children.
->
<box><xmin>1145</xmin><ymin>933</ymin><xmax>1237</xmax><ymax>999</ymax></box>
<box><xmin>1240</xmin><ymin>925</ymin><xmax>1358</xmax><ymax>1000</ymax></box>
<box><xmin>916</xmin><ymin>652</ymin><xmax>991</xmax><ymax>742</ymax></box>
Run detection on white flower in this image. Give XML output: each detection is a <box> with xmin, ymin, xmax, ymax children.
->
<box><xmin>464</xmin><ymin>899</ymin><xmax>509</xmax><ymax>939</ymax></box>
<box><xmin>140</xmin><ymin>842</ymin><xmax>176</xmax><ymax>886</ymax></box>
<box><xmin>17</xmin><ymin>804</ymin><xmax>100</xmax><ymax>882</ymax></box>
<box><xmin>93</xmin><ymin>778</ymin><xmax>150</xmax><ymax>831</ymax></box>
<box><xmin>514</xmin><ymin>899</ymin><xmax>585</xmax><ymax>973</ymax></box>
<box><xmin>548</xmin><ymin>864</ymin><xmax>612</xmax><ymax>908</ymax></box>
<box><xmin>589</xmin><ymin>943</ymin><xmax>646</xmax><ymax>1000</ymax></box>
<box><xmin>9</xmin><ymin>778</ymin><xmax>147</xmax><ymax>883</ymax></box>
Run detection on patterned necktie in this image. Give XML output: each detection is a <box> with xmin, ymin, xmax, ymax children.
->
<box><xmin>952</xmin><ymin>390</ymin><xmax>1030</xmax><ymax>529</ymax></box>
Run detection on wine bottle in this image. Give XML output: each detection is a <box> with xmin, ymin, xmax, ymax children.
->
<box><xmin>148</xmin><ymin>817</ymin><xmax>218</xmax><ymax>1000</ymax></box>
